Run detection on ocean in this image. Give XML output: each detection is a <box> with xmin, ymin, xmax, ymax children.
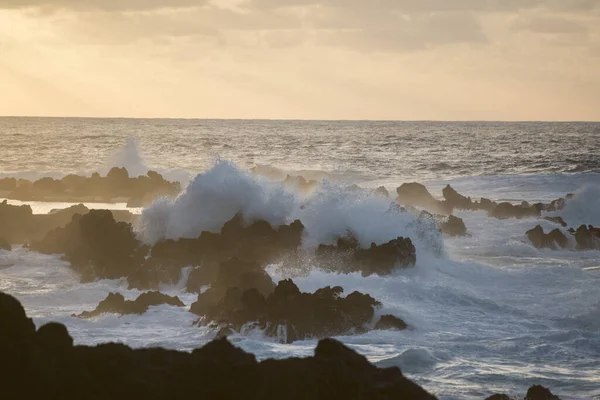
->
<box><xmin>1</xmin><ymin>117</ymin><xmax>599</xmax><ymax>399</ymax></box>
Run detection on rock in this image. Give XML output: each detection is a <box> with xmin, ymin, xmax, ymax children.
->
<box><xmin>544</xmin><ymin>216</ymin><xmax>567</xmax><ymax>227</ymax></box>
<box><xmin>490</xmin><ymin>202</ymin><xmax>541</xmax><ymax>219</ymax></box>
<box><xmin>193</xmin><ymin>279</ymin><xmax>383</xmax><ymax>344</ymax></box>
<box><xmin>0</xmin><ymin>237</ymin><xmax>11</xmax><ymax>251</ymax></box>
<box><xmin>573</xmin><ymin>225</ymin><xmax>600</xmax><ymax>250</ymax></box>
<box><xmin>0</xmin><ymin>290</ymin><xmax>437</xmax><ymax>400</ymax></box>
<box><xmin>374</xmin><ymin>314</ymin><xmax>407</xmax><ymax>330</ymax></box>
<box><xmin>74</xmin><ymin>291</ymin><xmax>185</xmax><ymax>318</ymax></box>
<box><xmin>526</xmin><ymin>225</ymin><xmax>568</xmax><ymax>250</ymax></box>
<box><xmin>375</xmin><ymin>186</ymin><xmax>389</xmax><ymax>197</ymax></box>
<box><xmin>442</xmin><ymin>185</ymin><xmax>473</xmax><ymax>210</ymax></box>
<box><xmin>31</xmin><ymin>210</ymin><xmax>146</xmax><ymax>281</ymax></box>
<box><xmin>525</xmin><ymin>385</ymin><xmax>561</xmax><ymax>400</ymax></box>
<box><xmin>438</xmin><ymin>215</ymin><xmax>468</xmax><ymax>236</ymax></box>
<box><xmin>484</xmin><ymin>395</ymin><xmax>512</xmax><ymax>400</ymax></box>
<box><xmin>396</xmin><ymin>182</ymin><xmax>451</xmax><ymax>214</ymax></box>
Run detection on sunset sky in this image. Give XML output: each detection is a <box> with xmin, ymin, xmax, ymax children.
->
<box><xmin>1</xmin><ymin>0</ymin><xmax>599</xmax><ymax>120</ymax></box>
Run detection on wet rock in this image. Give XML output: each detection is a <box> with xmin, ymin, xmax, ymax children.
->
<box><xmin>1</xmin><ymin>290</ymin><xmax>437</xmax><ymax>400</ymax></box>
<box><xmin>573</xmin><ymin>225</ymin><xmax>600</xmax><ymax>250</ymax></box>
<box><xmin>543</xmin><ymin>216</ymin><xmax>567</xmax><ymax>227</ymax></box>
<box><xmin>316</xmin><ymin>235</ymin><xmax>416</xmax><ymax>276</ymax></box>
<box><xmin>374</xmin><ymin>314</ymin><xmax>407</xmax><ymax>330</ymax></box>
<box><xmin>526</xmin><ymin>225</ymin><xmax>568</xmax><ymax>250</ymax></box>
<box><xmin>484</xmin><ymin>394</ymin><xmax>512</xmax><ymax>400</ymax></box>
<box><xmin>74</xmin><ymin>291</ymin><xmax>184</xmax><ymax>318</ymax></box>
<box><xmin>442</xmin><ymin>185</ymin><xmax>474</xmax><ymax>210</ymax></box>
<box><xmin>438</xmin><ymin>215</ymin><xmax>468</xmax><ymax>236</ymax></box>
<box><xmin>375</xmin><ymin>186</ymin><xmax>389</xmax><ymax>197</ymax></box>
<box><xmin>193</xmin><ymin>279</ymin><xmax>383</xmax><ymax>344</ymax></box>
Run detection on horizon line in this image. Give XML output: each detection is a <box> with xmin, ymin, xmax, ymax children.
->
<box><xmin>1</xmin><ymin>115</ymin><xmax>599</xmax><ymax>123</ymax></box>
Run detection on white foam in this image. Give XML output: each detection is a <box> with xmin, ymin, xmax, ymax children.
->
<box><xmin>559</xmin><ymin>185</ymin><xmax>600</xmax><ymax>227</ymax></box>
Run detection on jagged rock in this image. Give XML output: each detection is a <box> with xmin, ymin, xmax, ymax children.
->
<box><xmin>526</xmin><ymin>225</ymin><xmax>568</xmax><ymax>250</ymax></box>
<box><xmin>374</xmin><ymin>314</ymin><xmax>407</xmax><ymax>330</ymax></box>
<box><xmin>544</xmin><ymin>216</ymin><xmax>567</xmax><ymax>227</ymax></box>
<box><xmin>442</xmin><ymin>185</ymin><xmax>474</xmax><ymax>210</ymax></box>
<box><xmin>0</xmin><ymin>237</ymin><xmax>10</xmax><ymax>251</ymax></box>
<box><xmin>316</xmin><ymin>235</ymin><xmax>416</xmax><ymax>276</ymax></box>
<box><xmin>74</xmin><ymin>291</ymin><xmax>184</xmax><ymax>318</ymax></box>
<box><xmin>396</xmin><ymin>182</ymin><xmax>451</xmax><ymax>214</ymax></box>
<box><xmin>0</xmin><ymin>290</ymin><xmax>437</xmax><ymax>400</ymax></box>
<box><xmin>485</xmin><ymin>394</ymin><xmax>512</xmax><ymax>400</ymax></box>
<box><xmin>193</xmin><ymin>279</ymin><xmax>383</xmax><ymax>344</ymax></box>
<box><xmin>573</xmin><ymin>225</ymin><xmax>600</xmax><ymax>250</ymax></box>
<box><xmin>438</xmin><ymin>215</ymin><xmax>468</xmax><ymax>236</ymax></box>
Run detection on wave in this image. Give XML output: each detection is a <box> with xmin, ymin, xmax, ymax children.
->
<box><xmin>558</xmin><ymin>185</ymin><xmax>600</xmax><ymax>227</ymax></box>
<box><xmin>140</xmin><ymin>159</ymin><xmax>445</xmax><ymax>258</ymax></box>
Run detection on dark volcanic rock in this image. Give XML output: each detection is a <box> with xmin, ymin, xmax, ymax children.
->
<box><xmin>0</xmin><ymin>237</ymin><xmax>11</xmax><ymax>251</ymax></box>
<box><xmin>526</xmin><ymin>225</ymin><xmax>568</xmax><ymax>250</ymax></box>
<box><xmin>438</xmin><ymin>215</ymin><xmax>468</xmax><ymax>236</ymax></box>
<box><xmin>525</xmin><ymin>385</ymin><xmax>561</xmax><ymax>400</ymax></box>
<box><xmin>192</xmin><ymin>279</ymin><xmax>384</xmax><ymax>344</ymax></box>
<box><xmin>316</xmin><ymin>235</ymin><xmax>416</xmax><ymax>276</ymax></box>
<box><xmin>573</xmin><ymin>225</ymin><xmax>600</xmax><ymax>250</ymax></box>
<box><xmin>442</xmin><ymin>184</ymin><xmax>474</xmax><ymax>210</ymax></box>
<box><xmin>374</xmin><ymin>314</ymin><xmax>407</xmax><ymax>330</ymax></box>
<box><xmin>30</xmin><ymin>210</ymin><xmax>146</xmax><ymax>281</ymax></box>
<box><xmin>1</xmin><ymin>290</ymin><xmax>436</xmax><ymax>400</ymax></box>
<box><xmin>74</xmin><ymin>291</ymin><xmax>185</xmax><ymax>318</ymax></box>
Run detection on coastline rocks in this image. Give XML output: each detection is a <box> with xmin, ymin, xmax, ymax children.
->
<box><xmin>6</xmin><ymin>168</ymin><xmax>180</xmax><ymax>206</ymax></box>
<box><xmin>438</xmin><ymin>215</ymin><xmax>468</xmax><ymax>237</ymax></box>
<box><xmin>442</xmin><ymin>184</ymin><xmax>474</xmax><ymax>210</ymax></box>
<box><xmin>1</xmin><ymin>290</ymin><xmax>436</xmax><ymax>400</ymax></box>
<box><xmin>316</xmin><ymin>235</ymin><xmax>416</xmax><ymax>276</ymax></box>
<box><xmin>74</xmin><ymin>291</ymin><xmax>184</xmax><ymax>318</ymax></box>
<box><xmin>374</xmin><ymin>314</ymin><xmax>408</xmax><ymax>331</ymax></box>
<box><xmin>526</xmin><ymin>225</ymin><xmax>568</xmax><ymax>250</ymax></box>
<box><xmin>192</xmin><ymin>279</ymin><xmax>389</xmax><ymax>344</ymax></box>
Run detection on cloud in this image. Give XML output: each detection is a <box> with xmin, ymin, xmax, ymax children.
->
<box><xmin>513</xmin><ymin>15</ymin><xmax>589</xmax><ymax>34</ymax></box>
<box><xmin>0</xmin><ymin>0</ymin><xmax>208</xmax><ymax>12</ymax></box>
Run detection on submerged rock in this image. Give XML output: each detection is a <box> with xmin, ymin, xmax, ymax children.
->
<box><xmin>490</xmin><ymin>202</ymin><xmax>541</xmax><ymax>219</ymax></box>
<box><xmin>544</xmin><ymin>216</ymin><xmax>567</xmax><ymax>227</ymax></box>
<box><xmin>0</xmin><ymin>290</ymin><xmax>436</xmax><ymax>400</ymax></box>
<box><xmin>573</xmin><ymin>225</ymin><xmax>600</xmax><ymax>250</ymax></box>
<box><xmin>73</xmin><ymin>291</ymin><xmax>185</xmax><ymax>318</ymax></box>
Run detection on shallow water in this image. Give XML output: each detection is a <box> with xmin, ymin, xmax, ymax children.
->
<box><xmin>0</xmin><ymin>118</ymin><xmax>599</xmax><ymax>399</ymax></box>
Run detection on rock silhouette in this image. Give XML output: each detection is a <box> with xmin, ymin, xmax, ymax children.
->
<box><xmin>526</xmin><ymin>225</ymin><xmax>568</xmax><ymax>250</ymax></box>
<box><xmin>0</xmin><ymin>290</ymin><xmax>437</xmax><ymax>400</ymax></box>
<box><xmin>73</xmin><ymin>291</ymin><xmax>185</xmax><ymax>318</ymax></box>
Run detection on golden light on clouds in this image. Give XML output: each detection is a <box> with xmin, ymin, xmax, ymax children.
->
<box><xmin>0</xmin><ymin>0</ymin><xmax>599</xmax><ymax>120</ymax></box>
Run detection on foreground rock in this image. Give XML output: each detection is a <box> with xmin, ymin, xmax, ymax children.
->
<box><xmin>396</xmin><ymin>182</ymin><xmax>451</xmax><ymax>215</ymax></box>
<box><xmin>0</xmin><ymin>290</ymin><xmax>436</xmax><ymax>400</ymax></box>
<box><xmin>572</xmin><ymin>225</ymin><xmax>600</xmax><ymax>250</ymax></box>
<box><xmin>5</xmin><ymin>167</ymin><xmax>180</xmax><ymax>206</ymax></box>
<box><xmin>73</xmin><ymin>291</ymin><xmax>184</xmax><ymax>318</ymax></box>
<box><xmin>192</xmin><ymin>279</ymin><xmax>403</xmax><ymax>344</ymax></box>
<box><xmin>316</xmin><ymin>235</ymin><xmax>416</xmax><ymax>276</ymax></box>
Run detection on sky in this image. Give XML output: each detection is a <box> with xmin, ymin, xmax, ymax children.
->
<box><xmin>0</xmin><ymin>0</ymin><xmax>599</xmax><ymax>120</ymax></box>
